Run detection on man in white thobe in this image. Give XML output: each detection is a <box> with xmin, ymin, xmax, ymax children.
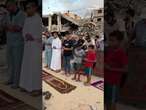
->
<box><xmin>19</xmin><ymin>1</ymin><xmax>42</xmax><ymax>93</ymax></box>
<box><xmin>5</xmin><ymin>0</ymin><xmax>25</xmax><ymax>88</ymax></box>
<box><xmin>50</xmin><ymin>32</ymin><xmax>62</xmax><ymax>72</ymax></box>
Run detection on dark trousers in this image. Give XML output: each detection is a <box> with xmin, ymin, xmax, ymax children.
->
<box><xmin>7</xmin><ymin>44</ymin><xmax>24</xmax><ymax>87</ymax></box>
<box><xmin>63</xmin><ymin>55</ymin><xmax>72</xmax><ymax>73</ymax></box>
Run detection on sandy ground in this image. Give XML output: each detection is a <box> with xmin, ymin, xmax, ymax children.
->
<box><xmin>0</xmin><ymin>47</ymin><xmax>144</xmax><ymax>110</ymax></box>
<box><xmin>42</xmin><ymin>52</ymin><xmax>145</xmax><ymax>110</ymax></box>
<box><xmin>43</xmin><ymin>68</ymin><xmax>104</xmax><ymax>110</ymax></box>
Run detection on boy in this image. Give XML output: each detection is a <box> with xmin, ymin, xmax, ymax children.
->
<box><xmin>72</xmin><ymin>45</ymin><xmax>85</xmax><ymax>81</ymax></box>
<box><xmin>105</xmin><ymin>30</ymin><xmax>128</xmax><ymax>110</ymax></box>
<box><xmin>83</xmin><ymin>44</ymin><xmax>96</xmax><ymax>86</ymax></box>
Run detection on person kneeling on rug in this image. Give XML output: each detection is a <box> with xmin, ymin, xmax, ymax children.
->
<box><xmin>83</xmin><ymin>45</ymin><xmax>96</xmax><ymax>86</ymax></box>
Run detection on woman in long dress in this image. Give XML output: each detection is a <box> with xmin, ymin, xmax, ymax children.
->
<box><xmin>19</xmin><ymin>1</ymin><xmax>42</xmax><ymax>95</ymax></box>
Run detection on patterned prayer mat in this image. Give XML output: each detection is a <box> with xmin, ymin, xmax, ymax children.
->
<box><xmin>42</xmin><ymin>70</ymin><xmax>76</xmax><ymax>94</ymax></box>
<box><xmin>71</xmin><ymin>104</ymin><xmax>98</xmax><ymax>110</ymax></box>
<box><xmin>91</xmin><ymin>80</ymin><xmax>104</xmax><ymax>91</ymax></box>
<box><xmin>0</xmin><ymin>90</ymin><xmax>37</xmax><ymax>110</ymax></box>
<box><xmin>119</xmin><ymin>86</ymin><xmax>146</xmax><ymax>108</ymax></box>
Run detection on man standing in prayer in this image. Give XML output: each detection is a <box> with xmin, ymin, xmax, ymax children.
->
<box><xmin>43</xmin><ymin>32</ymin><xmax>54</xmax><ymax>69</ymax></box>
<box><xmin>0</xmin><ymin>5</ymin><xmax>7</xmax><ymax>45</ymax></box>
<box><xmin>131</xmin><ymin>8</ymin><xmax>146</xmax><ymax>47</ymax></box>
<box><xmin>128</xmin><ymin>8</ymin><xmax>146</xmax><ymax>93</ymax></box>
<box><xmin>50</xmin><ymin>32</ymin><xmax>62</xmax><ymax>72</ymax></box>
<box><xmin>62</xmin><ymin>33</ymin><xmax>73</xmax><ymax>76</ymax></box>
<box><xmin>19</xmin><ymin>1</ymin><xmax>42</xmax><ymax>95</ymax></box>
<box><xmin>5</xmin><ymin>0</ymin><xmax>25</xmax><ymax>88</ymax></box>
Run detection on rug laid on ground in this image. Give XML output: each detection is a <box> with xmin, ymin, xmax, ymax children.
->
<box><xmin>91</xmin><ymin>80</ymin><xmax>104</xmax><ymax>91</ymax></box>
<box><xmin>71</xmin><ymin>104</ymin><xmax>98</xmax><ymax>110</ymax></box>
<box><xmin>42</xmin><ymin>70</ymin><xmax>76</xmax><ymax>94</ymax></box>
<box><xmin>0</xmin><ymin>90</ymin><xmax>37</xmax><ymax>110</ymax></box>
<box><xmin>119</xmin><ymin>86</ymin><xmax>146</xmax><ymax>109</ymax></box>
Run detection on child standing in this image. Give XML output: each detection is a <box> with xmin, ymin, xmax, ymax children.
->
<box><xmin>105</xmin><ymin>30</ymin><xmax>128</xmax><ymax>110</ymax></box>
<box><xmin>83</xmin><ymin>45</ymin><xmax>96</xmax><ymax>86</ymax></box>
<box><xmin>72</xmin><ymin>45</ymin><xmax>85</xmax><ymax>81</ymax></box>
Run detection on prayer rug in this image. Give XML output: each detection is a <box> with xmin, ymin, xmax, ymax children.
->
<box><xmin>71</xmin><ymin>104</ymin><xmax>97</xmax><ymax>110</ymax></box>
<box><xmin>91</xmin><ymin>80</ymin><xmax>104</xmax><ymax>91</ymax></box>
<box><xmin>0</xmin><ymin>90</ymin><xmax>37</xmax><ymax>110</ymax></box>
<box><xmin>42</xmin><ymin>70</ymin><xmax>76</xmax><ymax>94</ymax></box>
<box><xmin>42</xmin><ymin>72</ymin><xmax>49</xmax><ymax>80</ymax></box>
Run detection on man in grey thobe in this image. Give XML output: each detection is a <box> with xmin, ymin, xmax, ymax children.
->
<box><xmin>127</xmin><ymin>8</ymin><xmax>146</xmax><ymax>98</ymax></box>
<box><xmin>5</xmin><ymin>0</ymin><xmax>25</xmax><ymax>88</ymax></box>
<box><xmin>43</xmin><ymin>32</ymin><xmax>54</xmax><ymax>69</ymax></box>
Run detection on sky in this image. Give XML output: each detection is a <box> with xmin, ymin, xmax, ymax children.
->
<box><xmin>43</xmin><ymin>0</ymin><xmax>104</xmax><ymax>17</ymax></box>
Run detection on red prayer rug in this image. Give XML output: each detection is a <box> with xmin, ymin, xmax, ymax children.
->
<box><xmin>91</xmin><ymin>80</ymin><xmax>104</xmax><ymax>91</ymax></box>
<box><xmin>0</xmin><ymin>90</ymin><xmax>37</xmax><ymax>110</ymax></box>
<box><xmin>42</xmin><ymin>70</ymin><xmax>76</xmax><ymax>94</ymax></box>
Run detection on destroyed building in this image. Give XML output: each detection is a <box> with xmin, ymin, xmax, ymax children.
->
<box><xmin>79</xmin><ymin>8</ymin><xmax>104</xmax><ymax>37</ymax></box>
<box><xmin>42</xmin><ymin>12</ymin><xmax>80</xmax><ymax>33</ymax></box>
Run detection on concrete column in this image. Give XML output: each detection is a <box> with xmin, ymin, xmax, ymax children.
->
<box><xmin>57</xmin><ymin>13</ymin><xmax>61</xmax><ymax>32</ymax></box>
<box><xmin>48</xmin><ymin>14</ymin><xmax>52</xmax><ymax>31</ymax></box>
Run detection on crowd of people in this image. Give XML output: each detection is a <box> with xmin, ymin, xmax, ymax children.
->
<box><xmin>42</xmin><ymin>31</ymin><xmax>104</xmax><ymax>85</ymax></box>
<box><xmin>1</xmin><ymin>0</ymin><xmax>146</xmax><ymax>110</ymax></box>
<box><xmin>0</xmin><ymin>0</ymin><xmax>42</xmax><ymax>96</ymax></box>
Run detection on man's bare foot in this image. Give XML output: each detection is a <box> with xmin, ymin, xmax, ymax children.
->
<box><xmin>61</xmin><ymin>72</ymin><xmax>65</xmax><ymax>75</ymax></box>
<box><xmin>50</xmin><ymin>69</ymin><xmax>54</xmax><ymax>71</ymax></box>
<box><xmin>44</xmin><ymin>65</ymin><xmax>48</xmax><ymax>68</ymax></box>
<box><xmin>55</xmin><ymin>70</ymin><xmax>61</xmax><ymax>73</ymax></box>
<box><xmin>84</xmin><ymin>82</ymin><xmax>90</xmax><ymax>86</ymax></box>
<box><xmin>66</xmin><ymin>74</ymin><xmax>71</xmax><ymax>77</ymax></box>
<box><xmin>11</xmin><ymin>85</ymin><xmax>19</xmax><ymax>89</ymax></box>
<box><xmin>20</xmin><ymin>88</ymin><xmax>27</xmax><ymax>92</ymax></box>
<box><xmin>76</xmin><ymin>79</ymin><xmax>81</xmax><ymax>82</ymax></box>
<box><xmin>4</xmin><ymin>81</ymin><xmax>13</xmax><ymax>85</ymax></box>
<box><xmin>72</xmin><ymin>77</ymin><xmax>76</xmax><ymax>80</ymax></box>
<box><xmin>65</xmin><ymin>74</ymin><xmax>68</xmax><ymax>77</ymax></box>
<box><xmin>30</xmin><ymin>90</ymin><xmax>42</xmax><ymax>97</ymax></box>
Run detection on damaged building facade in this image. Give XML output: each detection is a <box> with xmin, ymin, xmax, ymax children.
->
<box><xmin>42</xmin><ymin>8</ymin><xmax>104</xmax><ymax>37</ymax></box>
<box><xmin>79</xmin><ymin>8</ymin><xmax>104</xmax><ymax>37</ymax></box>
<box><xmin>43</xmin><ymin>12</ymin><xmax>80</xmax><ymax>33</ymax></box>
